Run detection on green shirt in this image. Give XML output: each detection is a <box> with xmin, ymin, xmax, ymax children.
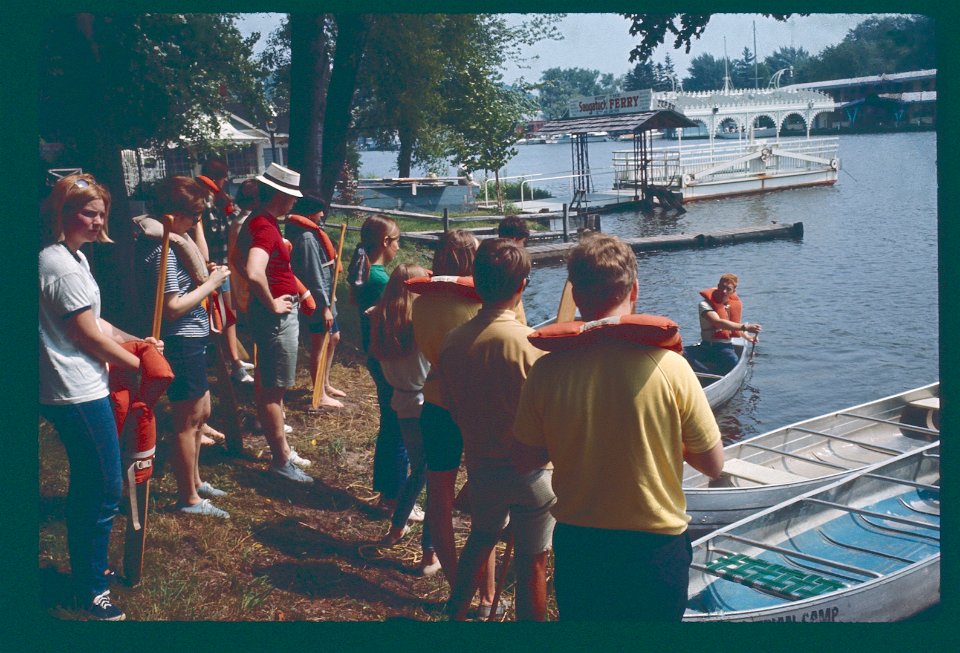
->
<box><xmin>357</xmin><ymin>264</ymin><xmax>389</xmax><ymax>353</ymax></box>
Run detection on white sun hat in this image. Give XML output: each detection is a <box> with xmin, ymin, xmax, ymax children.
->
<box><xmin>256</xmin><ymin>162</ymin><xmax>303</xmax><ymax>197</ymax></box>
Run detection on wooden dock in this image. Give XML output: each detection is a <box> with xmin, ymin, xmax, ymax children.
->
<box><xmin>525</xmin><ymin>222</ymin><xmax>803</xmax><ymax>263</ymax></box>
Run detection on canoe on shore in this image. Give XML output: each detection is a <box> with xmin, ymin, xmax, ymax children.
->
<box><xmin>684</xmin><ymin>441</ymin><xmax>940</xmax><ymax>622</ymax></box>
<box><xmin>683</xmin><ymin>382</ymin><xmax>940</xmax><ymax>534</ymax></box>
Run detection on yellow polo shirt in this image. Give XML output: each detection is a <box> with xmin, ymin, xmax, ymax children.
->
<box><xmin>438</xmin><ymin>308</ymin><xmax>545</xmax><ymax>467</ymax></box>
<box><xmin>513</xmin><ymin>341</ymin><xmax>720</xmax><ymax>534</ymax></box>
<box><xmin>412</xmin><ymin>293</ymin><xmax>481</xmax><ymax>408</ymax></box>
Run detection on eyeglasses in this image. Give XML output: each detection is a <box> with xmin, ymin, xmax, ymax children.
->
<box><xmin>73</xmin><ymin>178</ymin><xmax>90</xmax><ymax>189</ymax></box>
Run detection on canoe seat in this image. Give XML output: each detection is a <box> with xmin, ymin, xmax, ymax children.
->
<box><xmin>705</xmin><ymin>553</ymin><xmax>846</xmax><ymax>600</ymax></box>
<box><xmin>722</xmin><ymin>458</ymin><xmax>807</xmax><ymax>485</ymax></box>
<box><xmin>906</xmin><ymin>397</ymin><xmax>939</xmax><ymax>411</ymax></box>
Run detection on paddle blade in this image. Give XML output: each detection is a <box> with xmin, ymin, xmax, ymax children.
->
<box><xmin>556</xmin><ymin>279</ymin><xmax>576</xmax><ymax>323</ymax></box>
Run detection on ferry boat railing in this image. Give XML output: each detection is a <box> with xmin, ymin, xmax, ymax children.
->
<box><xmin>612</xmin><ymin>136</ymin><xmax>840</xmax><ymax>188</ymax></box>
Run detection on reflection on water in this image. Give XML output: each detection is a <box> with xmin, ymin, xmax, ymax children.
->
<box><xmin>362</xmin><ymin>133</ymin><xmax>939</xmax><ymax>440</ymax></box>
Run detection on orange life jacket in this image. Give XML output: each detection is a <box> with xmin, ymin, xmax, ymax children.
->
<box><xmin>405</xmin><ymin>274</ymin><xmax>482</xmax><ymax>302</ymax></box>
<box><xmin>286</xmin><ymin>214</ymin><xmax>340</xmax><ymax>274</ymax></box>
<box><xmin>108</xmin><ymin>341</ymin><xmax>174</xmax><ymax>530</ymax></box>
<box><xmin>197</xmin><ymin>175</ymin><xmax>234</xmax><ymax>216</ymax></box>
<box><xmin>700</xmin><ymin>288</ymin><xmax>742</xmax><ymax>341</ymax></box>
<box><xmin>528</xmin><ymin>314</ymin><xmax>683</xmax><ymax>353</ymax></box>
<box><xmin>283</xmin><ymin>238</ymin><xmax>317</xmax><ymax>315</ymax></box>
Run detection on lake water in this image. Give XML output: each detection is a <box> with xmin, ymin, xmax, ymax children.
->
<box><xmin>361</xmin><ymin>132</ymin><xmax>939</xmax><ymax>441</ymax></box>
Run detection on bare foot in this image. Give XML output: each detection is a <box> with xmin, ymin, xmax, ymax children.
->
<box><xmin>200</xmin><ymin>434</ymin><xmax>215</xmax><ymax>446</ymax></box>
<box><xmin>201</xmin><ymin>424</ymin><xmax>225</xmax><ymax>441</ymax></box>
<box><xmin>325</xmin><ymin>385</ymin><xmax>346</xmax><ymax>398</ymax></box>
<box><xmin>319</xmin><ymin>396</ymin><xmax>344</xmax><ymax>409</ymax></box>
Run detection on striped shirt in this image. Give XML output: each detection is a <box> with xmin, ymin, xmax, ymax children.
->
<box><xmin>143</xmin><ymin>243</ymin><xmax>210</xmax><ymax>338</ymax></box>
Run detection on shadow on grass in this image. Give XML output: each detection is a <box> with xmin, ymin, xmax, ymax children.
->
<box><xmin>252</xmin><ymin>518</ymin><xmax>444</xmax><ymax>612</ymax></box>
<box><xmin>253</xmin><ymin>558</ymin><xmax>441</xmax><ymax>613</ymax></box>
<box><xmin>40</xmin><ymin>563</ymin><xmax>75</xmax><ymax>612</ymax></box>
<box><xmin>40</xmin><ymin>494</ymin><xmax>67</xmax><ymax>524</ymax></box>
<box><xmin>231</xmin><ymin>463</ymin><xmax>360</xmax><ymax>514</ymax></box>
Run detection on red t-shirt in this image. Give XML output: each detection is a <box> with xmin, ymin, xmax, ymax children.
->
<box><xmin>246</xmin><ymin>213</ymin><xmax>298</xmax><ymax>300</ymax></box>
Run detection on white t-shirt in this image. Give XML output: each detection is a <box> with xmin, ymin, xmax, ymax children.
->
<box><xmin>39</xmin><ymin>243</ymin><xmax>109</xmax><ymax>405</ymax></box>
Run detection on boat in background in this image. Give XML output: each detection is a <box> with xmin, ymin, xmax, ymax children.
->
<box><xmin>684</xmin><ymin>383</ymin><xmax>940</xmax><ymax>534</ymax></box>
<box><xmin>685</xmin><ymin>441</ymin><xmax>940</xmax><ymax>622</ymax></box>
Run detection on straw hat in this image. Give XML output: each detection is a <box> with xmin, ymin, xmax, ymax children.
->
<box><xmin>256</xmin><ymin>162</ymin><xmax>303</xmax><ymax>198</ymax></box>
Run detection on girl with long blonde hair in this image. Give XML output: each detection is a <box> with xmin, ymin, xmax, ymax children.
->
<box><xmin>369</xmin><ymin>264</ymin><xmax>439</xmax><ymax>575</ymax></box>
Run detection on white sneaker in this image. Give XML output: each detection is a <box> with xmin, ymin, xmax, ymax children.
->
<box><xmin>408</xmin><ymin>503</ymin><xmax>425</xmax><ymax>523</ymax></box>
<box><xmin>231</xmin><ymin>366</ymin><xmax>254</xmax><ymax>384</ymax></box>
<box><xmin>238</xmin><ymin>360</ymin><xmax>255</xmax><ymax>371</ymax></box>
<box><xmin>288</xmin><ymin>448</ymin><xmax>312</xmax><ymax>468</ymax></box>
<box><xmin>271</xmin><ymin>460</ymin><xmax>314</xmax><ymax>484</ymax></box>
<box><xmin>283</xmin><ymin>424</ymin><xmax>293</xmax><ymax>434</ymax></box>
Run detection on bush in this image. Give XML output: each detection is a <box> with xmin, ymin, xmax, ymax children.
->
<box><xmin>497</xmin><ymin>181</ymin><xmax>552</xmax><ymax>201</ymax></box>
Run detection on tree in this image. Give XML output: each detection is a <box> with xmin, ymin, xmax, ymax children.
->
<box><xmin>802</xmin><ymin>15</ymin><xmax>935</xmax><ymax>81</ymax></box>
<box><xmin>447</xmin><ymin>74</ymin><xmax>536</xmax><ymax>211</ymax></box>
<box><xmin>536</xmin><ymin>67</ymin><xmax>608</xmax><ymax>119</ymax></box>
<box><xmin>269</xmin><ymin>14</ymin><xmax>562</xmax><ymax>185</ymax></box>
<box><xmin>763</xmin><ymin>46</ymin><xmax>811</xmax><ymax>84</ymax></box>
<box><xmin>684</xmin><ymin>54</ymin><xmax>727</xmax><ymax>92</ymax></box>
<box><xmin>39</xmin><ymin>13</ymin><xmax>266</xmax><ymax>326</ymax></box>
<box><xmin>623</xmin><ymin>62</ymin><xmax>658</xmax><ymax>91</ymax></box>
<box><xmin>622</xmin><ymin>13</ymin><xmax>798</xmax><ymax>63</ymax></box>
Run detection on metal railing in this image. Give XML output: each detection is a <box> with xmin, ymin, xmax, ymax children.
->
<box><xmin>612</xmin><ymin>136</ymin><xmax>840</xmax><ymax>187</ymax></box>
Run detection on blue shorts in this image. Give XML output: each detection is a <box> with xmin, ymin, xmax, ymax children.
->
<box><xmin>308</xmin><ymin>316</ymin><xmax>340</xmax><ymax>336</ymax></box>
<box><xmin>421</xmin><ymin>402</ymin><xmax>463</xmax><ymax>472</ymax></box>
<box><xmin>163</xmin><ymin>335</ymin><xmax>209</xmax><ymax>402</ymax></box>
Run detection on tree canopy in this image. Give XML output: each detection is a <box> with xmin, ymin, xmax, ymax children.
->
<box><xmin>536</xmin><ymin>67</ymin><xmax>623</xmax><ymax>119</ymax></box>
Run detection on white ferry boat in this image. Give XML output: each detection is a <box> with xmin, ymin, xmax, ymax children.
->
<box><xmin>612</xmin><ymin>85</ymin><xmax>840</xmax><ymax>202</ymax></box>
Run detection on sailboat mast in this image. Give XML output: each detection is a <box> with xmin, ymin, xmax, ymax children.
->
<box><xmin>753</xmin><ymin>20</ymin><xmax>759</xmax><ymax>89</ymax></box>
<box><xmin>723</xmin><ymin>37</ymin><xmax>731</xmax><ymax>93</ymax></box>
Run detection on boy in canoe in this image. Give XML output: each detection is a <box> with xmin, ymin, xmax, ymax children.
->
<box><xmin>692</xmin><ymin>273</ymin><xmax>762</xmax><ymax>374</ymax></box>
<box><xmin>438</xmin><ymin>238</ymin><xmax>555</xmax><ymax>620</ymax></box>
<box><xmin>512</xmin><ymin>234</ymin><xmax>724</xmax><ymax>621</ymax></box>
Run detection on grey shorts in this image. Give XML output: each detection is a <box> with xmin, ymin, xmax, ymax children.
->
<box><xmin>467</xmin><ymin>466</ymin><xmax>557</xmax><ymax>555</ymax></box>
<box><xmin>249</xmin><ymin>299</ymin><xmax>299</xmax><ymax>388</ymax></box>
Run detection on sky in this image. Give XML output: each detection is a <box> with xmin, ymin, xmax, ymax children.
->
<box><xmin>235</xmin><ymin>12</ymin><xmax>888</xmax><ymax>85</ymax></box>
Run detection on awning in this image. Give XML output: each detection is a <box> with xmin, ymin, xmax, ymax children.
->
<box><xmin>537</xmin><ymin>109</ymin><xmax>697</xmax><ymax>135</ymax></box>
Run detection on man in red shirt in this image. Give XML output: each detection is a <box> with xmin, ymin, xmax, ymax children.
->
<box><xmin>244</xmin><ymin>163</ymin><xmax>313</xmax><ymax>484</ymax></box>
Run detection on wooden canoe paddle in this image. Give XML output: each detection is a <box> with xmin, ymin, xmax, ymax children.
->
<box><xmin>311</xmin><ymin>223</ymin><xmax>348</xmax><ymax>410</ymax></box>
<box><xmin>124</xmin><ymin>213</ymin><xmax>172</xmax><ymax>586</ymax></box>
<box><xmin>556</xmin><ymin>279</ymin><xmax>576</xmax><ymax>323</ymax></box>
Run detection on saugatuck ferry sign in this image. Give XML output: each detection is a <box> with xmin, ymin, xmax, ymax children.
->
<box><xmin>567</xmin><ymin>89</ymin><xmax>653</xmax><ymax>118</ymax></box>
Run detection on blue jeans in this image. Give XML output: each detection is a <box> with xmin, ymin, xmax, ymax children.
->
<box><xmin>366</xmin><ymin>357</ymin><xmax>408</xmax><ymax>499</ymax></box>
<box><xmin>688</xmin><ymin>341</ymin><xmax>738</xmax><ymax>375</ymax></box>
<box><xmin>391</xmin><ymin>417</ymin><xmax>432</xmax><ymax>551</ymax></box>
<box><xmin>41</xmin><ymin>397</ymin><xmax>122</xmax><ymax>600</ymax></box>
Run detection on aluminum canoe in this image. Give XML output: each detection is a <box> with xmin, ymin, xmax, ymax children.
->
<box><xmin>684</xmin><ymin>382</ymin><xmax>940</xmax><ymax>534</ymax></box>
<box><xmin>684</xmin><ymin>442</ymin><xmax>940</xmax><ymax>622</ymax></box>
